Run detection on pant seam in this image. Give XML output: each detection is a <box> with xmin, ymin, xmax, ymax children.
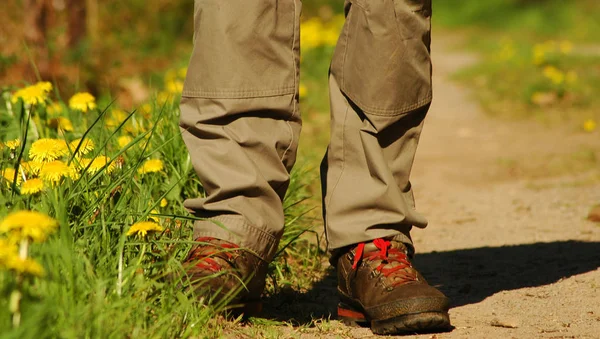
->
<box><xmin>194</xmin><ymin>215</ymin><xmax>279</xmax><ymax>261</ymax></box>
<box><xmin>340</xmin><ymin>5</ymin><xmax>352</xmax><ymax>90</ymax></box>
<box><xmin>325</xmin><ymin>101</ymin><xmax>349</xmax><ymax>219</ymax></box>
<box><xmin>344</xmin><ymin>91</ymin><xmax>433</xmax><ymax>116</ymax></box>
<box><xmin>182</xmin><ymin>86</ymin><xmax>295</xmax><ymax>99</ymax></box>
<box><xmin>208</xmin><ymin>215</ymin><xmax>277</xmax><ymax>243</ymax></box>
<box><xmin>280</xmin><ymin>0</ymin><xmax>299</xmax><ymax>164</ymax></box>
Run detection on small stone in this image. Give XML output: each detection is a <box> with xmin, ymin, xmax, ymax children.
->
<box><xmin>490</xmin><ymin>318</ymin><xmax>518</xmax><ymax>328</ymax></box>
<box><xmin>587</xmin><ymin>205</ymin><xmax>600</xmax><ymax>222</ymax></box>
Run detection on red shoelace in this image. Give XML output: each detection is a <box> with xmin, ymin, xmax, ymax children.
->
<box><xmin>189</xmin><ymin>237</ymin><xmax>239</xmax><ymax>272</ymax></box>
<box><xmin>351</xmin><ymin>238</ymin><xmax>417</xmax><ymax>286</ymax></box>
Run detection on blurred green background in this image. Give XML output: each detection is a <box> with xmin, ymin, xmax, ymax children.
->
<box><xmin>2</xmin><ymin>0</ymin><xmax>599</xmax><ymax>126</ymax></box>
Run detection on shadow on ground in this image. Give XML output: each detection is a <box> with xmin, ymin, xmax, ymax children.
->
<box><xmin>258</xmin><ymin>240</ymin><xmax>600</xmax><ymax>325</ymax></box>
<box><xmin>416</xmin><ymin>240</ymin><xmax>600</xmax><ymax>308</ymax></box>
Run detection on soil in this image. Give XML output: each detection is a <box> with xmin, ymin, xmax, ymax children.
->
<box><xmin>242</xmin><ymin>35</ymin><xmax>600</xmax><ymax>338</ymax></box>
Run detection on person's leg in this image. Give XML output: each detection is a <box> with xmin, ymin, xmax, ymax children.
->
<box><xmin>179</xmin><ymin>0</ymin><xmax>301</xmax><ymax>305</ymax></box>
<box><xmin>323</xmin><ymin>0</ymin><xmax>451</xmax><ymax>333</ymax></box>
<box><xmin>323</xmin><ymin>0</ymin><xmax>431</xmax><ymax>258</ymax></box>
<box><xmin>180</xmin><ymin>0</ymin><xmax>302</xmax><ymax>263</ymax></box>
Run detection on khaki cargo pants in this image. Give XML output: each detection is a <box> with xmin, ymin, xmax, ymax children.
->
<box><xmin>179</xmin><ymin>0</ymin><xmax>432</xmax><ymax>262</ymax></box>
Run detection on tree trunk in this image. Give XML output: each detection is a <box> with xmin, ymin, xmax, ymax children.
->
<box><xmin>23</xmin><ymin>0</ymin><xmax>55</xmax><ymax>79</ymax></box>
<box><xmin>66</xmin><ymin>0</ymin><xmax>87</xmax><ymax>48</ymax></box>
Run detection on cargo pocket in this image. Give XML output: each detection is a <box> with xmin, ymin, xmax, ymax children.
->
<box><xmin>183</xmin><ymin>0</ymin><xmax>299</xmax><ymax>99</ymax></box>
<box><xmin>331</xmin><ymin>0</ymin><xmax>432</xmax><ymax>116</ymax></box>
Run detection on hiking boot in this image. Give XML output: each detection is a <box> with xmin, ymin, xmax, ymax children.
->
<box><xmin>182</xmin><ymin>237</ymin><xmax>268</xmax><ymax>314</ymax></box>
<box><xmin>336</xmin><ymin>238</ymin><xmax>451</xmax><ymax>334</ymax></box>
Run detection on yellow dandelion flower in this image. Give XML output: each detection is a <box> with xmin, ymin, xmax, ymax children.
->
<box><xmin>160</xmin><ymin>198</ymin><xmax>168</xmax><ymax>208</ymax></box>
<box><xmin>105</xmin><ymin>109</ymin><xmax>128</xmax><ymax>128</ymax></box>
<box><xmin>140</xmin><ymin>103</ymin><xmax>152</xmax><ymax>119</ymax></box>
<box><xmin>75</xmin><ymin>158</ymin><xmax>90</xmax><ymax>169</ymax></box>
<box><xmin>559</xmin><ymin>40</ymin><xmax>573</xmax><ymax>55</ymax></box>
<box><xmin>542</xmin><ymin>65</ymin><xmax>565</xmax><ymax>85</ymax></box>
<box><xmin>68</xmin><ymin>163</ymin><xmax>81</xmax><ymax>181</ymax></box>
<box><xmin>138</xmin><ymin>159</ymin><xmax>164</xmax><ymax>175</ymax></box>
<box><xmin>117</xmin><ymin>136</ymin><xmax>133</xmax><ymax>148</ymax></box>
<box><xmin>48</xmin><ymin>117</ymin><xmax>74</xmax><ymax>132</ymax></box>
<box><xmin>78</xmin><ymin>156</ymin><xmax>115</xmax><ymax>175</ymax></box>
<box><xmin>37</xmin><ymin>81</ymin><xmax>52</xmax><ymax>92</ymax></box>
<box><xmin>178</xmin><ymin>67</ymin><xmax>188</xmax><ymax>78</ymax></box>
<box><xmin>299</xmin><ymin>83</ymin><xmax>308</xmax><ymax>98</ymax></box>
<box><xmin>46</xmin><ymin>102</ymin><xmax>64</xmax><ymax>116</ymax></box>
<box><xmin>29</xmin><ymin>138</ymin><xmax>68</xmax><ymax>162</ymax></box>
<box><xmin>5</xmin><ymin>256</ymin><xmax>45</xmax><ymax>277</ymax></box>
<box><xmin>164</xmin><ymin>69</ymin><xmax>178</xmax><ymax>83</ymax></box>
<box><xmin>1</xmin><ymin>167</ymin><xmax>22</xmax><ymax>186</ymax></box>
<box><xmin>301</xmin><ymin>18</ymin><xmax>324</xmax><ymax>49</ymax></box>
<box><xmin>0</xmin><ymin>210</ymin><xmax>58</xmax><ymax>243</ymax></box>
<box><xmin>124</xmin><ymin>122</ymin><xmax>146</xmax><ymax>135</ymax></box>
<box><xmin>321</xmin><ymin>26</ymin><xmax>340</xmax><ymax>47</ymax></box>
<box><xmin>166</xmin><ymin>80</ymin><xmax>184</xmax><ymax>94</ymax></box>
<box><xmin>11</xmin><ymin>81</ymin><xmax>53</xmax><ymax>106</ymax></box>
<box><xmin>156</xmin><ymin>91</ymin><xmax>172</xmax><ymax>105</ymax></box>
<box><xmin>21</xmin><ymin>161</ymin><xmax>43</xmax><ymax>176</ymax></box>
<box><xmin>149</xmin><ymin>209</ymin><xmax>159</xmax><ymax>222</ymax></box>
<box><xmin>69</xmin><ymin>92</ymin><xmax>97</xmax><ymax>112</ymax></box>
<box><xmin>126</xmin><ymin>221</ymin><xmax>163</xmax><ymax>238</ymax></box>
<box><xmin>20</xmin><ymin>178</ymin><xmax>45</xmax><ymax>195</ymax></box>
<box><xmin>69</xmin><ymin>138</ymin><xmax>95</xmax><ymax>156</ymax></box>
<box><xmin>4</xmin><ymin>139</ymin><xmax>21</xmax><ymax>150</ymax></box>
<box><xmin>39</xmin><ymin>160</ymin><xmax>71</xmax><ymax>184</ymax></box>
<box><xmin>583</xmin><ymin>119</ymin><xmax>597</xmax><ymax>132</ymax></box>
<box><xmin>0</xmin><ymin>238</ymin><xmax>18</xmax><ymax>262</ymax></box>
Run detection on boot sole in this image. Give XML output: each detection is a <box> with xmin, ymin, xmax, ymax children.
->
<box><xmin>338</xmin><ymin>302</ymin><xmax>451</xmax><ymax>335</ymax></box>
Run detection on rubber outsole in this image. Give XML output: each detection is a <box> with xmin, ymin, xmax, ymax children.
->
<box><xmin>338</xmin><ymin>303</ymin><xmax>452</xmax><ymax>335</ymax></box>
<box><xmin>372</xmin><ymin>311</ymin><xmax>451</xmax><ymax>335</ymax></box>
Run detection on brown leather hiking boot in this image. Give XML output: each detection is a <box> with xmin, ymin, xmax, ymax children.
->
<box><xmin>183</xmin><ymin>237</ymin><xmax>268</xmax><ymax>314</ymax></box>
<box><xmin>336</xmin><ymin>238</ymin><xmax>451</xmax><ymax>334</ymax></box>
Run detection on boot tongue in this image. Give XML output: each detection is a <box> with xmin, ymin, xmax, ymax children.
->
<box><xmin>362</xmin><ymin>240</ymin><xmax>418</xmax><ymax>284</ymax></box>
<box><xmin>362</xmin><ymin>241</ymin><xmax>380</xmax><ymax>254</ymax></box>
<box><xmin>362</xmin><ymin>239</ymin><xmax>409</xmax><ymax>255</ymax></box>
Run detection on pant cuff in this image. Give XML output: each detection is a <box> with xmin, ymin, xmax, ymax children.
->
<box><xmin>193</xmin><ymin>215</ymin><xmax>280</xmax><ymax>262</ymax></box>
<box><xmin>328</xmin><ymin>228</ymin><xmax>414</xmax><ymax>266</ymax></box>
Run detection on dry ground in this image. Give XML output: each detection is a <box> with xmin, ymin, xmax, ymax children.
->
<box><xmin>228</xmin><ymin>35</ymin><xmax>600</xmax><ymax>339</ymax></box>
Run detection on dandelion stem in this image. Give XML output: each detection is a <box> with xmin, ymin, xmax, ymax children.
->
<box><xmin>10</xmin><ymin>290</ymin><xmax>22</xmax><ymax>328</ymax></box>
<box><xmin>117</xmin><ymin>245</ymin><xmax>124</xmax><ymax>297</ymax></box>
<box><xmin>3</xmin><ymin>92</ymin><xmax>14</xmax><ymax>117</ymax></box>
<box><xmin>136</xmin><ymin>243</ymin><xmax>147</xmax><ymax>268</ymax></box>
<box><xmin>19</xmin><ymin>239</ymin><xmax>29</xmax><ymax>260</ymax></box>
<box><xmin>27</xmin><ymin>107</ymin><xmax>40</xmax><ymax>140</ymax></box>
<box><xmin>11</xmin><ymin>239</ymin><xmax>29</xmax><ymax>328</ymax></box>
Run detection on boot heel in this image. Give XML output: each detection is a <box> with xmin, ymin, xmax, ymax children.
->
<box><xmin>337</xmin><ymin>302</ymin><xmax>368</xmax><ymax>327</ymax></box>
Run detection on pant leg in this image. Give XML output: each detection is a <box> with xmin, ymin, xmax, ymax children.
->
<box><xmin>322</xmin><ymin>0</ymin><xmax>432</xmax><ymax>252</ymax></box>
<box><xmin>179</xmin><ymin>0</ymin><xmax>302</xmax><ymax>262</ymax></box>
